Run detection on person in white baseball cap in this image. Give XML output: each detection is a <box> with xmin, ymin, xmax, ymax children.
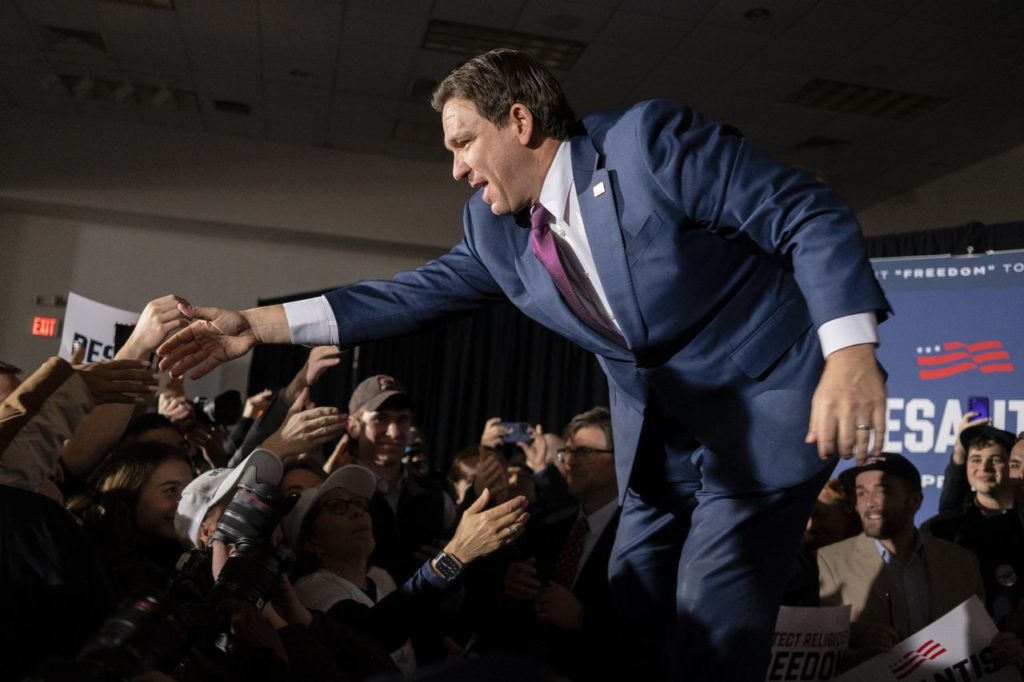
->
<box><xmin>175</xmin><ymin>449</ymin><xmax>283</xmax><ymax>549</ymax></box>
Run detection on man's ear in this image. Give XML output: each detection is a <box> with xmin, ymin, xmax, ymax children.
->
<box><xmin>509</xmin><ymin>103</ymin><xmax>535</xmax><ymax>144</ymax></box>
<box><xmin>347</xmin><ymin>414</ymin><xmax>361</xmax><ymax>438</ymax></box>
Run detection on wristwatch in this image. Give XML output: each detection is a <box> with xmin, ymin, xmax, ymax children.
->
<box><xmin>431</xmin><ymin>550</ymin><xmax>464</xmax><ymax>582</ymax></box>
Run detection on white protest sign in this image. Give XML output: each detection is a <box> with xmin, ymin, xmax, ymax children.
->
<box><xmin>767</xmin><ymin>605</ymin><xmax>852</xmax><ymax>681</ymax></box>
<box><xmin>835</xmin><ymin>596</ymin><xmax>1022</xmax><ymax>682</ymax></box>
<box><xmin>59</xmin><ymin>292</ymin><xmax>140</xmax><ymax>362</ymax></box>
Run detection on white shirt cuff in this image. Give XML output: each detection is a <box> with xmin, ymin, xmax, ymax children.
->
<box><xmin>817</xmin><ymin>312</ymin><xmax>879</xmax><ymax>358</ymax></box>
<box><xmin>283</xmin><ymin>296</ymin><xmax>339</xmax><ymax>346</ymax></box>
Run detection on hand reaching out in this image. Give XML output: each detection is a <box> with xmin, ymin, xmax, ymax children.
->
<box><xmin>158</xmin><ymin>304</ymin><xmax>258</xmax><ymax>380</ymax></box>
<box><xmin>259</xmin><ymin>387</ymin><xmax>347</xmax><ymax>459</ymax></box>
<box><xmin>72</xmin><ymin>343</ymin><xmax>158</xmax><ymax>404</ymax></box>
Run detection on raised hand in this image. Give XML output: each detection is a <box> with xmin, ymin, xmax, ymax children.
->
<box><xmin>305</xmin><ymin>346</ymin><xmax>344</xmax><ymax>386</ymax></box>
<box><xmin>259</xmin><ymin>388</ymin><xmax>347</xmax><ymax>459</ymax></box>
<box><xmin>443</xmin><ymin>488</ymin><xmax>529</xmax><ymax>565</ymax></box>
<box><xmin>516</xmin><ymin>423</ymin><xmax>550</xmax><ymax>473</ymax></box>
<box><xmin>480</xmin><ymin>417</ymin><xmax>509</xmax><ymax>449</ymax></box>
<box><xmin>158</xmin><ymin>304</ymin><xmax>257</xmax><ymax>380</ymax></box>
<box><xmin>75</xmin><ymin>359</ymin><xmax>159</xmax><ymax>404</ymax></box>
<box><xmin>118</xmin><ymin>294</ymin><xmax>193</xmax><ymax>360</ymax></box>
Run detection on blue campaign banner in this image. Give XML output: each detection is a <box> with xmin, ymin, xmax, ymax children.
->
<box><xmin>835</xmin><ymin>250</ymin><xmax>1024</xmax><ymax>522</ymax></box>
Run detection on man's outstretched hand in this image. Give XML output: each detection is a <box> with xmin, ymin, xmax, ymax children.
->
<box><xmin>157</xmin><ymin>304</ymin><xmax>258</xmax><ymax>380</ymax></box>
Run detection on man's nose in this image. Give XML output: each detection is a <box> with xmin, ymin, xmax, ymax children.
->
<box><xmin>452</xmin><ymin>156</ymin><xmax>469</xmax><ymax>182</ymax></box>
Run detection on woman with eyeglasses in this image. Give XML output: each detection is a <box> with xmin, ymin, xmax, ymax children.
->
<box><xmin>283</xmin><ymin>464</ymin><xmax>530</xmax><ymax>676</ymax></box>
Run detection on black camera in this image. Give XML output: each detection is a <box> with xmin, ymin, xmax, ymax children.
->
<box><xmin>48</xmin><ymin>592</ymin><xmax>189</xmax><ymax>682</ymax></box>
<box><xmin>208</xmin><ymin>480</ymin><xmax>297</xmax><ymax>610</ymax></box>
<box><xmin>207</xmin><ymin>540</ymin><xmax>291</xmax><ymax>611</ymax></box>
<box><xmin>212</xmin><ymin>481</ymin><xmax>294</xmax><ymax>546</ymax></box>
<box><xmin>191</xmin><ymin>390</ymin><xmax>243</xmax><ymax>426</ymax></box>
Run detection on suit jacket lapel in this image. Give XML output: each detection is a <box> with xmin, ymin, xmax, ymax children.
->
<box><xmin>512</xmin><ymin>202</ymin><xmax>631</xmax><ymax>360</ymax></box>
<box><xmin>570</xmin><ymin>134</ymin><xmax>647</xmax><ymax>349</ymax></box>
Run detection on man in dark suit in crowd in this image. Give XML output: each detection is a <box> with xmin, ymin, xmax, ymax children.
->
<box><xmin>159</xmin><ymin>49</ymin><xmax>889</xmax><ymax>679</ymax></box>
<box><xmin>498</xmin><ymin>407</ymin><xmax>620</xmax><ymax>680</ymax></box>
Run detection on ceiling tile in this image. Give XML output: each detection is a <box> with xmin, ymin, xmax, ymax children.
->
<box><xmin>591</xmin><ymin>10</ymin><xmax>692</xmax><ymax>52</ymax></box>
<box><xmin>95</xmin><ymin>2</ymin><xmax>179</xmax><ymax>39</ymax></box>
<box><xmin>514</xmin><ymin>0</ymin><xmax>613</xmax><ymax>43</ymax></box>
<box><xmin>782</xmin><ymin>3</ymin><xmax>896</xmax><ymax>51</ymax></box>
<box><xmin>104</xmin><ymin>32</ymin><xmax>192</xmax><ymax>80</ymax></box>
<box><xmin>431</xmin><ymin>0</ymin><xmax>527</xmax><ymax>28</ymax></box>
<box><xmin>706</xmin><ymin>0</ymin><xmax>818</xmax><ymax>37</ymax></box>
<box><xmin>265</xmin><ymin>82</ymin><xmax>329</xmax><ymax>145</ymax></box>
<box><xmin>342</xmin><ymin>7</ymin><xmax>427</xmax><ymax>46</ymax></box>
<box><xmin>625</xmin><ymin>54</ymin><xmax>736</xmax><ymax>104</ymax></box>
<box><xmin>617</xmin><ymin>0</ymin><xmax>718</xmax><ymax>22</ymax></box>
<box><xmin>563</xmin><ymin>47</ymin><xmax>663</xmax><ymax>110</ymax></box>
<box><xmin>176</xmin><ymin>0</ymin><xmax>258</xmax><ymax>52</ymax></box>
<box><xmin>909</xmin><ymin>0</ymin><xmax>1022</xmax><ymax>29</ymax></box>
<box><xmin>0</xmin><ymin>0</ymin><xmax>37</xmax><ymax>48</ymax></box>
<box><xmin>856</xmin><ymin>18</ymin><xmax>965</xmax><ymax>66</ymax></box>
<box><xmin>940</xmin><ymin>29</ymin><xmax>1024</xmax><ymax>75</ymax></box>
<box><xmin>14</xmin><ymin>0</ymin><xmax>103</xmax><ymax>31</ymax></box>
<box><xmin>260</xmin><ymin>0</ymin><xmax>342</xmax><ymax>62</ymax></box>
<box><xmin>672</xmin><ymin>26</ymin><xmax>771</xmax><ymax>68</ymax></box>
<box><xmin>330</xmin><ymin>92</ymin><xmax>399</xmax><ymax>138</ymax></box>
<box><xmin>751</xmin><ymin>39</ymin><xmax>848</xmax><ymax>76</ymax></box>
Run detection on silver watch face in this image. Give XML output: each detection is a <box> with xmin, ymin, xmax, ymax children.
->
<box><xmin>434</xmin><ymin>552</ymin><xmax>462</xmax><ymax>580</ymax></box>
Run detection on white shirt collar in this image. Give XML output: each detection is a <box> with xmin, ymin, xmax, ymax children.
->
<box><xmin>537</xmin><ymin>140</ymin><xmax>573</xmax><ymax>224</ymax></box>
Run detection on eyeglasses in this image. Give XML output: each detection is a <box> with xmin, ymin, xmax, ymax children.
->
<box><xmin>557</xmin><ymin>446</ymin><xmax>613</xmax><ymax>463</ymax></box>
<box><xmin>319</xmin><ymin>496</ymin><xmax>369</xmax><ymax>516</ymax></box>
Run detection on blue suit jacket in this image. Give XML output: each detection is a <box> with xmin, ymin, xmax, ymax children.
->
<box><xmin>326</xmin><ymin>100</ymin><xmax>889</xmax><ymax>494</ymax></box>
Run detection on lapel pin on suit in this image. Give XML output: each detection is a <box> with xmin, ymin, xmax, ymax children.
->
<box><xmin>593</xmin><ymin>181</ymin><xmax>605</xmax><ymax>197</ymax></box>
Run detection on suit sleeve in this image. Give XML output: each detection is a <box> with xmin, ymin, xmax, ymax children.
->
<box><xmin>634</xmin><ymin>99</ymin><xmax>890</xmax><ymax>328</ymax></box>
<box><xmin>324</xmin><ymin>209</ymin><xmax>506</xmax><ymax>347</ymax></box>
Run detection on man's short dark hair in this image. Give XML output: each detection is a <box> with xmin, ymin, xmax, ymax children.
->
<box><xmin>961</xmin><ymin>424</ymin><xmax>1014</xmax><ymax>455</ymax></box>
<box><xmin>431</xmin><ymin>48</ymin><xmax>576</xmax><ymax>141</ymax></box>
<box><xmin>565</xmin><ymin>406</ymin><xmax>613</xmax><ymax>450</ymax></box>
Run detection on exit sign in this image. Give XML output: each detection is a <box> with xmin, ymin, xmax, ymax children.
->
<box><xmin>32</xmin><ymin>316</ymin><xmax>59</xmax><ymax>337</ymax></box>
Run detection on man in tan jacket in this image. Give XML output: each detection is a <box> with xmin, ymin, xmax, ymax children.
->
<box><xmin>818</xmin><ymin>454</ymin><xmax>1022</xmax><ymax>669</ymax></box>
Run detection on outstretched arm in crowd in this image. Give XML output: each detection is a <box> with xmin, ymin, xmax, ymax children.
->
<box><xmin>62</xmin><ymin>295</ymin><xmax>190</xmax><ymax>478</ymax></box>
<box><xmin>0</xmin><ymin>350</ymin><xmax>156</xmax><ymax>494</ymax></box>
<box><xmin>159</xmin><ymin>303</ymin><xmax>293</xmax><ymax>379</ymax></box>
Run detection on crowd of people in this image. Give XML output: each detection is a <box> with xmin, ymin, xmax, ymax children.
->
<box><xmin>3</xmin><ymin>294</ymin><xmax>1023</xmax><ymax>682</ymax></box>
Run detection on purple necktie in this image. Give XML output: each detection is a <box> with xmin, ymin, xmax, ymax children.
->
<box><xmin>530</xmin><ymin>204</ymin><xmax>622</xmax><ymax>342</ymax></box>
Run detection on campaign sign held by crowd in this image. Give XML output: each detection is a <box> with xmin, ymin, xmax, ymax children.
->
<box><xmin>58</xmin><ymin>292</ymin><xmax>139</xmax><ymax>362</ymax></box>
<box><xmin>834</xmin><ymin>597</ymin><xmax>1022</xmax><ymax>682</ymax></box>
<box><xmin>766</xmin><ymin>605</ymin><xmax>851</xmax><ymax>681</ymax></box>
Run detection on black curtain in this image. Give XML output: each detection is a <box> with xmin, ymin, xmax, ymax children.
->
<box><xmin>248</xmin><ymin>219</ymin><xmax>1024</xmax><ymax>474</ymax></box>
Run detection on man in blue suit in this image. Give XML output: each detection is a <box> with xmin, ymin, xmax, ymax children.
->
<box><xmin>159</xmin><ymin>49</ymin><xmax>890</xmax><ymax>679</ymax></box>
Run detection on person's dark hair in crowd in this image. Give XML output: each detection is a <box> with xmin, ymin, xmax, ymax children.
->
<box><xmin>69</xmin><ymin>440</ymin><xmax>193</xmax><ymax>591</ymax></box>
<box><xmin>282</xmin><ymin>457</ymin><xmax>329</xmax><ymax>496</ymax></box>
